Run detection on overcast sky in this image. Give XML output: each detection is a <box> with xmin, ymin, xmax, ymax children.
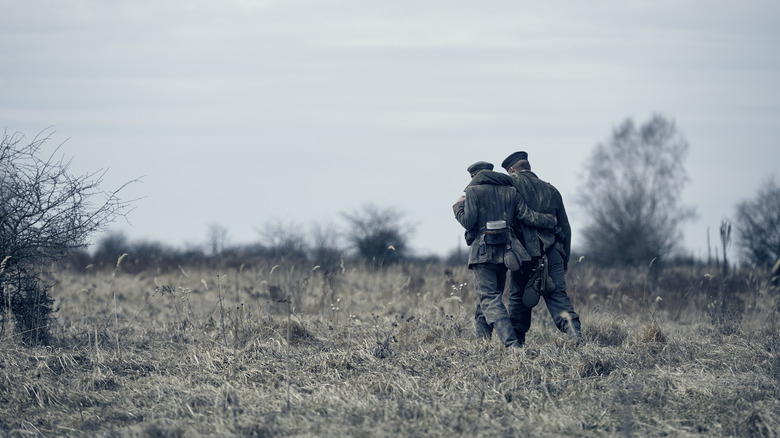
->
<box><xmin>2</xmin><ymin>0</ymin><xmax>779</xmax><ymax>261</ymax></box>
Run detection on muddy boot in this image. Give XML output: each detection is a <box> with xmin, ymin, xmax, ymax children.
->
<box><xmin>475</xmin><ymin>316</ymin><xmax>493</xmax><ymax>340</ymax></box>
<box><xmin>494</xmin><ymin>318</ymin><xmax>521</xmax><ymax>348</ymax></box>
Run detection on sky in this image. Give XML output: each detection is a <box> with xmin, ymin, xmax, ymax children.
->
<box><xmin>1</xmin><ymin>0</ymin><xmax>779</xmax><ymax>261</ymax></box>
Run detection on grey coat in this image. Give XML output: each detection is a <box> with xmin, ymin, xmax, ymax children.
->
<box><xmin>453</xmin><ymin>170</ymin><xmax>556</xmax><ymax>267</ymax></box>
<box><xmin>509</xmin><ymin>170</ymin><xmax>571</xmax><ymax>264</ymax></box>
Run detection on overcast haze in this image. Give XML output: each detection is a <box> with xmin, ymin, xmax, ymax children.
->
<box><xmin>2</xmin><ymin>1</ymin><xmax>779</xmax><ymax>261</ymax></box>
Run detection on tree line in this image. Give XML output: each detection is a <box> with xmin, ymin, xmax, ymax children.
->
<box><xmin>71</xmin><ymin>203</ymin><xmax>447</xmax><ymax>275</ymax></box>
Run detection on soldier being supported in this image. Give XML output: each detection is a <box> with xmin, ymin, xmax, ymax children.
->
<box><xmin>453</xmin><ymin>161</ymin><xmax>557</xmax><ymax>348</ymax></box>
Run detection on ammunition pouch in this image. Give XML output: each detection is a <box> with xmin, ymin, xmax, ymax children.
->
<box><xmin>484</xmin><ymin>228</ymin><xmax>508</xmax><ymax>245</ymax></box>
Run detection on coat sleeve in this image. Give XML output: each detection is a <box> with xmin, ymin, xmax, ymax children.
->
<box><xmin>554</xmin><ymin>190</ymin><xmax>572</xmax><ymax>263</ymax></box>
<box><xmin>514</xmin><ymin>195</ymin><xmax>556</xmax><ymax>230</ymax></box>
<box><xmin>453</xmin><ymin>188</ymin><xmax>478</xmax><ymax>230</ymax></box>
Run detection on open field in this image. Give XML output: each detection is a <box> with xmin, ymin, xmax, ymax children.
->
<box><xmin>1</xmin><ymin>259</ymin><xmax>779</xmax><ymax>437</ymax></box>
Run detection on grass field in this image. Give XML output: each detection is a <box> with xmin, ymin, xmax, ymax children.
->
<box><xmin>1</xmin><ymin>258</ymin><xmax>778</xmax><ymax>437</ymax></box>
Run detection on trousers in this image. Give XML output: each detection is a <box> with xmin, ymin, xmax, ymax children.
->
<box><xmin>472</xmin><ymin>262</ymin><xmax>511</xmax><ymax>329</ymax></box>
<box><xmin>508</xmin><ymin>243</ymin><xmax>581</xmax><ymax>338</ymax></box>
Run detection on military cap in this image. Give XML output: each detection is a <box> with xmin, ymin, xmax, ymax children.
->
<box><xmin>467</xmin><ymin>161</ymin><xmax>494</xmax><ymax>174</ymax></box>
<box><xmin>501</xmin><ymin>151</ymin><xmax>529</xmax><ymax>171</ymax></box>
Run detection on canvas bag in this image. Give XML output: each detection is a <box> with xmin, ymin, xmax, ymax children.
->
<box><xmin>504</xmin><ymin>228</ymin><xmax>530</xmax><ymax>272</ymax></box>
<box><xmin>523</xmin><ymin>254</ymin><xmax>556</xmax><ymax>307</ymax></box>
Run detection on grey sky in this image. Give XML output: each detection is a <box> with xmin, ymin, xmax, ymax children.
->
<box><xmin>2</xmin><ymin>0</ymin><xmax>779</xmax><ymax>260</ymax></box>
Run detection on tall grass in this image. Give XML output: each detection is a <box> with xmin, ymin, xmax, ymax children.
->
<box><xmin>0</xmin><ymin>259</ymin><xmax>777</xmax><ymax>437</ymax></box>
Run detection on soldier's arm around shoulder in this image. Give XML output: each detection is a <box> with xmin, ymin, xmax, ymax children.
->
<box><xmin>514</xmin><ymin>193</ymin><xmax>556</xmax><ymax>229</ymax></box>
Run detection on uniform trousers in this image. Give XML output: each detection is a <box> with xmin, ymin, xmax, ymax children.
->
<box><xmin>508</xmin><ymin>243</ymin><xmax>581</xmax><ymax>339</ymax></box>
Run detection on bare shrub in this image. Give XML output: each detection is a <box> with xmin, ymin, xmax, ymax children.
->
<box><xmin>735</xmin><ymin>175</ymin><xmax>780</xmax><ymax>268</ymax></box>
<box><xmin>1</xmin><ymin>129</ymin><xmax>135</xmax><ymax>344</ymax></box>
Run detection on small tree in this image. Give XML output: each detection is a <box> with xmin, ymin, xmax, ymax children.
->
<box><xmin>206</xmin><ymin>222</ymin><xmax>229</xmax><ymax>256</ymax></box>
<box><xmin>256</xmin><ymin>219</ymin><xmax>309</xmax><ymax>264</ymax></box>
<box><xmin>577</xmin><ymin>114</ymin><xmax>696</xmax><ymax>267</ymax></box>
<box><xmin>0</xmin><ymin>129</ymin><xmax>135</xmax><ymax>344</ymax></box>
<box><xmin>734</xmin><ymin>175</ymin><xmax>780</xmax><ymax>268</ymax></box>
<box><xmin>309</xmin><ymin>221</ymin><xmax>344</xmax><ymax>272</ymax></box>
<box><xmin>341</xmin><ymin>203</ymin><xmax>411</xmax><ymax>268</ymax></box>
<box><xmin>93</xmin><ymin>231</ymin><xmax>130</xmax><ymax>269</ymax></box>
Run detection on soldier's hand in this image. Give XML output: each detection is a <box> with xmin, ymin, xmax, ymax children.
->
<box><xmin>456</xmin><ymin>195</ymin><xmax>465</xmax><ymax>203</ymax></box>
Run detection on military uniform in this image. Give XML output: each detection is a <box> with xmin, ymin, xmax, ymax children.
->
<box><xmin>453</xmin><ymin>161</ymin><xmax>556</xmax><ymax>347</ymax></box>
<box><xmin>501</xmin><ymin>151</ymin><xmax>581</xmax><ymax>344</ymax></box>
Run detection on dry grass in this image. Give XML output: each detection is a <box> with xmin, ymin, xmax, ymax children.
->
<box><xmin>0</xmin><ymin>260</ymin><xmax>778</xmax><ymax>437</ymax></box>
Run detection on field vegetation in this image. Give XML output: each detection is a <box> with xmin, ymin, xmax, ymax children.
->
<box><xmin>1</xmin><ymin>256</ymin><xmax>779</xmax><ymax>437</ymax></box>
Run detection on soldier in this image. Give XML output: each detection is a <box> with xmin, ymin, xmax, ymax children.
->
<box><xmin>501</xmin><ymin>151</ymin><xmax>582</xmax><ymax>345</ymax></box>
<box><xmin>453</xmin><ymin>161</ymin><xmax>557</xmax><ymax>348</ymax></box>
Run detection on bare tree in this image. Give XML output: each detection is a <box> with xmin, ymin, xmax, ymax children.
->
<box><xmin>207</xmin><ymin>222</ymin><xmax>229</xmax><ymax>256</ymax></box>
<box><xmin>734</xmin><ymin>175</ymin><xmax>780</xmax><ymax>268</ymax></box>
<box><xmin>341</xmin><ymin>203</ymin><xmax>412</xmax><ymax>268</ymax></box>
<box><xmin>577</xmin><ymin>114</ymin><xmax>696</xmax><ymax>267</ymax></box>
<box><xmin>256</xmin><ymin>219</ymin><xmax>309</xmax><ymax>263</ymax></box>
<box><xmin>309</xmin><ymin>221</ymin><xmax>344</xmax><ymax>271</ymax></box>
<box><xmin>0</xmin><ymin>129</ymin><xmax>136</xmax><ymax>344</ymax></box>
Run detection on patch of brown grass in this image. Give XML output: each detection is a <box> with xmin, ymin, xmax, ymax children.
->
<box><xmin>0</xmin><ymin>262</ymin><xmax>777</xmax><ymax>436</ymax></box>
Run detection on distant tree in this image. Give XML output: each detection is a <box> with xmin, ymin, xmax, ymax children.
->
<box><xmin>341</xmin><ymin>203</ymin><xmax>412</xmax><ymax>268</ymax></box>
<box><xmin>256</xmin><ymin>219</ymin><xmax>309</xmax><ymax>264</ymax></box>
<box><xmin>577</xmin><ymin>114</ymin><xmax>696</xmax><ymax>267</ymax></box>
<box><xmin>207</xmin><ymin>222</ymin><xmax>229</xmax><ymax>256</ymax></box>
<box><xmin>0</xmin><ymin>129</ymin><xmax>135</xmax><ymax>344</ymax></box>
<box><xmin>734</xmin><ymin>175</ymin><xmax>780</xmax><ymax>267</ymax></box>
<box><xmin>93</xmin><ymin>231</ymin><xmax>130</xmax><ymax>268</ymax></box>
<box><xmin>309</xmin><ymin>222</ymin><xmax>344</xmax><ymax>272</ymax></box>
<box><xmin>126</xmin><ymin>240</ymin><xmax>180</xmax><ymax>273</ymax></box>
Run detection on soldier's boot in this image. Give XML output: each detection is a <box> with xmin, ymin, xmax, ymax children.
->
<box><xmin>475</xmin><ymin>317</ymin><xmax>493</xmax><ymax>340</ymax></box>
<box><xmin>564</xmin><ymin>323</ymin><xmax>583</xmax><ymax>346</ymax></box>
<box><xmin>510</xmin><ymin>319</ymin><xmax>526</xmax><ymax>346</ymax></box>
<box><xmin>494</xmin><ymin>318</ymin><xmax>522</xmax><ymax>348</ymax></box>
<box><xmin>516</xmin><ymin>330</ymin><xmax>526</xmax><ymax>347</ymax></box>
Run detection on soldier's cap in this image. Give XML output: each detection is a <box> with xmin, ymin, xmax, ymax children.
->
<box><xmin>467</xmin><ymin>161</ymin><xmax>494</xmax><ymax>174</ymax></box>
<box><xmin>501</xmin><ymin>151</ymin><xmax>528</xmax><ymax>171</ymax></box>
